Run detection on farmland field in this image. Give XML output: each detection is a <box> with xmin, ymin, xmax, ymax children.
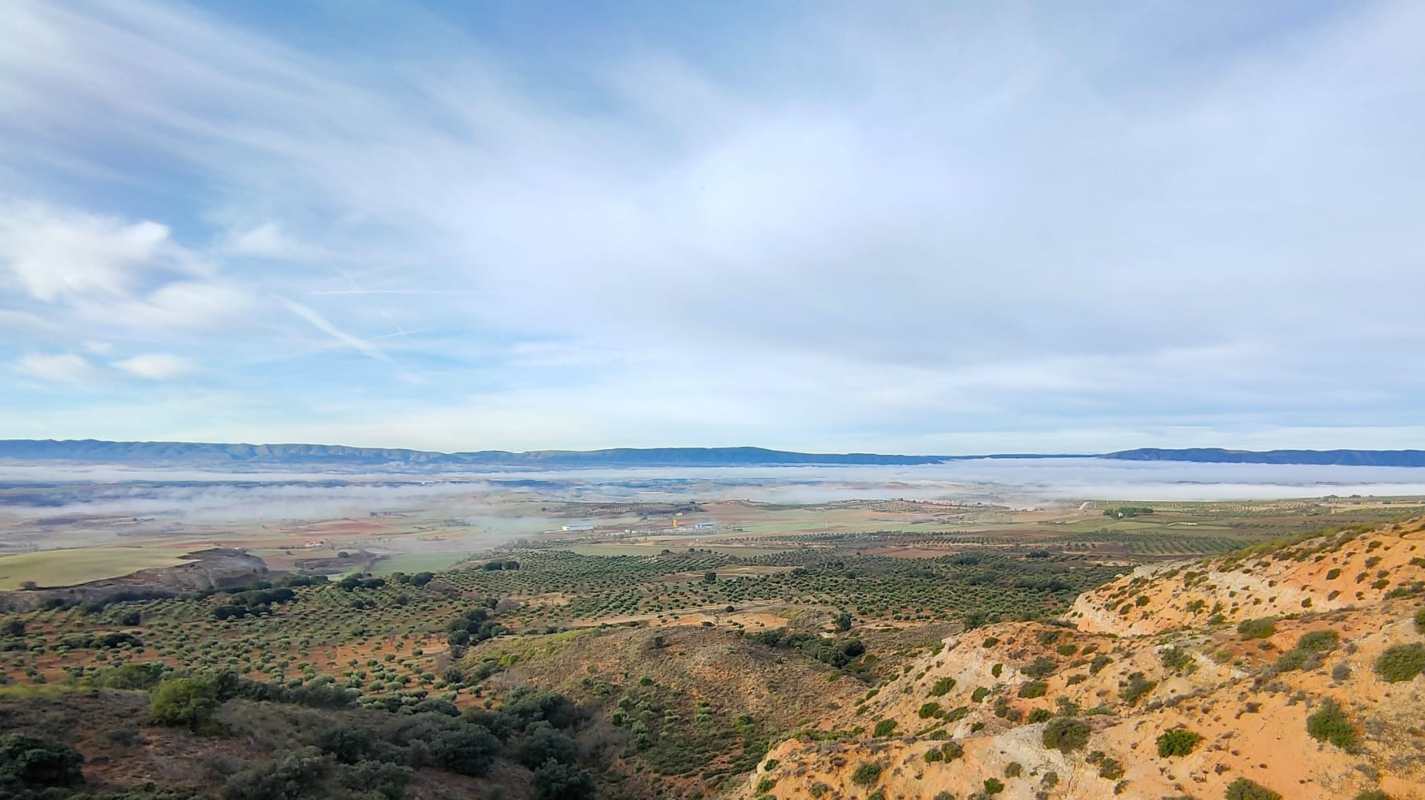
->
<box><xmin>5</xmin><ymin>460</ymin><xmax>1425</xmax><ymax>798</ymax></box>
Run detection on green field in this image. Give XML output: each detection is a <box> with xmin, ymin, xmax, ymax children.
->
<box><xmin>0</xmin><ymin>547</ymin><xmax>192</xmax><ymax>590</ymax></box>
<box><xmin>367</xmin><ymin>550</ymin><xmax>474</xmax><ymax>576</ymax></box>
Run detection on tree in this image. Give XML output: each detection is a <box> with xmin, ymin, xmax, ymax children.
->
<box><xmin>150</xmin><ymin>676</ymin><xmax>221</xmax><ymax>729</ymax></box>
<box><xmin>0</xmin><ymin>734</ymin><xmax>85</xmax><ymax>788</ymax></box>
<box><xmin>430</xmin><ymin>725</ymin><xmax>500</xmax><ymax>776</ymax></box>
<box><xmin>533</xmin><ymin>758</ymin><xmax>595</xmax><ymax>800</ymax></box>
<box><xmin>835</xmin><ymin>610</ymin><xmax>853</xmax><ymax>631</ymax></box>
<box><xmin>702</xmin><ymin>571</ymin><xmax>717</xmax><ymax>584</ymax></box>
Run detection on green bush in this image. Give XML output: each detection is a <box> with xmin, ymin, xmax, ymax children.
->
<box><xmin>918</xmin><ymin>702</ymin><xmax>943</xmax><ymax>719</ymax></box>
<box><xmin>1236</xmin><ymin>618</ymin><xmax>1276</xmax><ymax>639</ymax></box>
<box><xmin>1119</xmin><ymin>672</ymin><xmax>1156</xmax><ymax>705</ymax></box>
<box><xmin>1159</xmin><ymin>647</ymin><xmax>1192</xmax><ymax>672</ymax></box>
<box><xmin>1354</xmin><ymin>791</ymin><xmax>1390</xmax><ymax>800</ymax></box>
<box><xmin>1042</xmin><ymin>718</ymin><xmax>1090</xmax><ymax>753</ymax></box>
<box><xmin>0</xmin><ymin>733</ymin><xmax>86</xmax><ymax>789</ymax></box>
<box><xmin>1018</xmin><ymin>680</ymin><xmax>1047</xmax><ymax>698</ymax></box>
<box><xmin>1295</xmin><ymin>630</ymin><xmax>1339</xmax><ymax>654</ymax></box>
<box><xmin>873</xmin><ymin>719</ymin><xmax>897</xmax><ymax>737</ymax></box>
<box><xmin>1224</xmin><ymin>777</ymin><xmax>1281</xmax><ymax>800</ymax></box>
<box><xmin>984</xmin><ymin>777</ymin><xmax>1005</xmax><ymax>795</ymax></box>
<box><xmin>1374</xmin><ymin>643</ymin><xmax>1425</xmax><ymax>682</ymax></box>
<box><xmin>1415</xmin><ymin>608</ymin><xmax>1425</xmax><ymax>634</ymax></box>
<box><xmin>1305</xmin><ymin>698</ymin><xmax>1358</xmax><ymax>750</ymax></box>
<box><xmin>929</xmin><ymin>677</ymin><xmax>955</xmax><ymax>696</ymax></box>
<box><xmin>1156</xmin><ymin>728</ymin><xmax>1202</xmax><ymax>757</ymax></box>
<box><xmin>1097</xmin><ymin>757</ymin><xmax>1123</xmax><ymax>779</ymax></box>
<box><xmin>851</xmin><ymin>761</ymin><xmax>883</xmax><ymax>786</ymax></box>
<box><xmin>1023</xmin><ymin>657</ymin><xmax>1056</xmax><ymax>679</ymax></box>
<box><xmin>150</xmin><ymin>675</ymin><xmax>221</xmax><ymax>729</ymax></box>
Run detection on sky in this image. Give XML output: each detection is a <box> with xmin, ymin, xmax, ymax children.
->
<box><xmin>1</xmin><ymin>0</ymin><xmax>1423</xmax><ymax>455</ymax></box>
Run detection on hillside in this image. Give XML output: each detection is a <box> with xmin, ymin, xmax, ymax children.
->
<box><xmin>738</xmin><ymin>519</ymin><xmax>1425</xmax><ymax>800</ymax></box>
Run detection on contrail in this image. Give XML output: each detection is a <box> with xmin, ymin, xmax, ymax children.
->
<box><xmin>279</xmin><ymin>297</ymin><xmax>392</xmax><ymax>362</ymax></box>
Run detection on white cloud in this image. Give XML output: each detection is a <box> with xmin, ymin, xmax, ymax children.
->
<box><xmin>0</xmin><ymin>205</ymin><xmax>202</xmax><ymax>301</ymax></box>
<box><xmin>222</xmin><ymin>222</ymin><xmax>318</xmax><ymax>260</ymax></box>
<box><xmin>114</xmin><ymin>353</ymin><xmax>193</xmax><ymax>379</ymax></box>
<box><xmin>14</xmin><ymin>352</ymin><xmax>100</xmax><ymax>385</ymax></box>
<box><xmin>0</xmin><ymin>2</ymin><xmax>1423</xmax><ymax>449</ymax></box>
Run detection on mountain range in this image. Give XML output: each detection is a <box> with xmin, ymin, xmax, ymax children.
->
<box><xmin>2</xmin><ymin>439</ymin><xmax>1425</xmax><ymax>468</ymax></box>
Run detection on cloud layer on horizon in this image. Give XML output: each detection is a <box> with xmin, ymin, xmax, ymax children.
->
<box><xmin>1</xmin><ymin>1</ymin><xmax>1423</xmax><ymax>453</ymax></box>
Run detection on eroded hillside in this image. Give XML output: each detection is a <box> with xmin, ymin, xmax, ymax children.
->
<box><xmin>741</xmin><ymin>520</ymin><xmax>1425</xmax><ymax>800</ymax></box>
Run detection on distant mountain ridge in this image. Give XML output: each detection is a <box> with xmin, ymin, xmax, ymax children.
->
<box><xmin>1102</xmin><ymin>447</ymin><xmax>1425</xmax><ymax>467</ymax></box>
<box><xmin>2</xmin><ymin>439</ymin><xmax>1424</xmax><ymax>468</ymax></box>
<box><xmin>0</xmin><ymin>439</ymin><xmax>944</xmax><ymax>467</ymax></box>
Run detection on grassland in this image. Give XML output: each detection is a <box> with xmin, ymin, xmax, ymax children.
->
<box><xmin>0</xmin><ymin>546</ymin><xmax>192</xmax><ymax>590</ymax></box>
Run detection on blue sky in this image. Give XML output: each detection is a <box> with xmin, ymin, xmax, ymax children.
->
<box><xmin>2</xmin><ymin>1</ymin><xmax>1423</xmax><ymax>454</ymax></box>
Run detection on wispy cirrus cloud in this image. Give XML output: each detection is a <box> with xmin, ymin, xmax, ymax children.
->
<box><xmin>113</xmin><ymin>353</ymin><xmax>193</xmax><ymax>380</ymax></box>
<box><xmin>14</xmin><ymin>352</ymin><xmax>101</xmax><ymax>386</ymax></box>
<box><xmin>0</xmin><ymin>1</ymin><xmax>1422</xmax><ymax>451</ymax></box>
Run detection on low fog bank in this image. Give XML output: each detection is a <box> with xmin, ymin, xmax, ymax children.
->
<box><xmin>4</xmin><ymin>458</ymin><xmax>1425</xmax><ymax>525</ymax></box>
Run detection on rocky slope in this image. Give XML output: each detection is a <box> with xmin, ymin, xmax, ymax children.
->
<box><xmin>739</xmin><ymin>519</ymin><xmax>1425</xmax><ymax>800</ymax></box>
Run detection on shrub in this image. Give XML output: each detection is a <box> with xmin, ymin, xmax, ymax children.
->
<box><xmin>1089</xmin><ymin>655</ymin><xmax>1112</xmax><ymax>674</ymax></box>
<box><xmin>1023</xmin><ymin>657</ymin><xmax>1056</xmax><ymax>679</ymax></box>
<box><xmin>150</xmin><ymin>676</ymin><xmax>220</xmax><ymax>729</ymax></box>
<box><xmin>1274</xmin><ymin>648</ymin><xmax>1310</xmax><ymax>672</ymax></box>
<box><xmin>929</xmin><ymin>677</ymin><xmax>955</xmax><ymax>696</ymax></box>
<box><xmin>1005</xmin><ymin>762</ymin><xmax>1022</xmax><ymax>777</ymax></box>
<box><xmin>0</xmin><ymin>733</ymin><xmax>85</xmax><ymax>788</ymax></box>
<box><xmin>1018</xmin><ymin>680</ymin><xmax>1047</xmax><ymax>698</ymax></box>
<box><xmin>337</xmin><ymin>761</ymin><xmax>411</xmax><ymax>800</ymax></box>
<box><xmin>1159</xmin><ymin>647</ymin><xmax>1192</xmax><ymax>672</ymax></box>
<box><xmin>316</xmin><ymin>728</ymin><xmax>373</xmax><ymax>764</ymax></box>
<box><xmin>1236</xmin><ymin>618</ymin><xmax>1277</xmax><ymax>639</ymax></box>
<box><xmin>1296</xmin><ymin>630</ymin><xmax>1339</xmax><ymax>654</ymax></box>
<box><xmin>515</xmin><ymin>723</ymin><xmax>578</xmax><ymax>769</ymax></box>
<box><xmin>429</xmin><ymin>725</ymin><xmax>501</xmax><ymax>776</ymax></box>
<box><xmin>939</xmin><ymin>741</ymin><xmax>963</xmax><ymax>760</ymax></box>
<box><xmin>1224</xmin><ymin>777</ymin><xmax>1282</xmax><ymax>800</ymax></box>
<box><xmin>918</xmin><ymin>702</ymin><xmax>943</xmax><ymax>719</ymax></box>
<box><xmin>1305</xmin><ymin>698</ymin><xmax>1358</xmax><ymax>750</ymax></box>
<box><xmin>1415</xmin><ymin>608</ymin><xmax>1425</xmax><ymax>634</ymax></box>
<box><xmin>96</xmin><ymin>661</ymin><xmax>167</xmax><ymax>690</ymax></box>
<box><xmin>984</xmin><ymin>777</ymin><xmax>1005</xmax><ymax>794</ymax></box>
<box><xmin>1354</xmin><ymin>791</ymin><xmax>1390</xmax><ymax>800</ymax></box>
<box><xmin>533</xmin><ymin>758</ymin><xmax>596</xmax><ymax>800</ymax></box>
<box><xmin>873</xmin><ymin>719</ymin><xmax>897</xmax><ymax>737</ymax></box>
<box><xmin>851</xmin><ymin>761</ymin><xmax>883</xmax><ymax>786</ymax></box>
<box><xmin>1374</xmin><ymin>643</ymin><xmax>1425</xmax><ymax>682</ymax></box>
<box><xmin>1119</xmin><ymin>672</ymin><xmax>1156</xmax><ymax>705</ymax></box>
<box><xmin>222</xmin><ymin>748</ymin><xmax>329</xmax><ymax>800</ymax></box>
<box><xmin>1156</xmin><ymin>728</ymin><xmax>1202</xmax><ymax>757</ymax></box>
<box><xmin>1042</xmin><ymin>718</ymin><xmax>1090</xmax><ymax>753</ymax></box>
<box><xmin>1097</xmin><ymin>757</ymin><xmax>1123</xmax><ymax>779</ymax></box>
<box><xmin>1027</xmin><ymin>708</ymin><xmax>1052</xmax><ymax>723</ymax></box>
